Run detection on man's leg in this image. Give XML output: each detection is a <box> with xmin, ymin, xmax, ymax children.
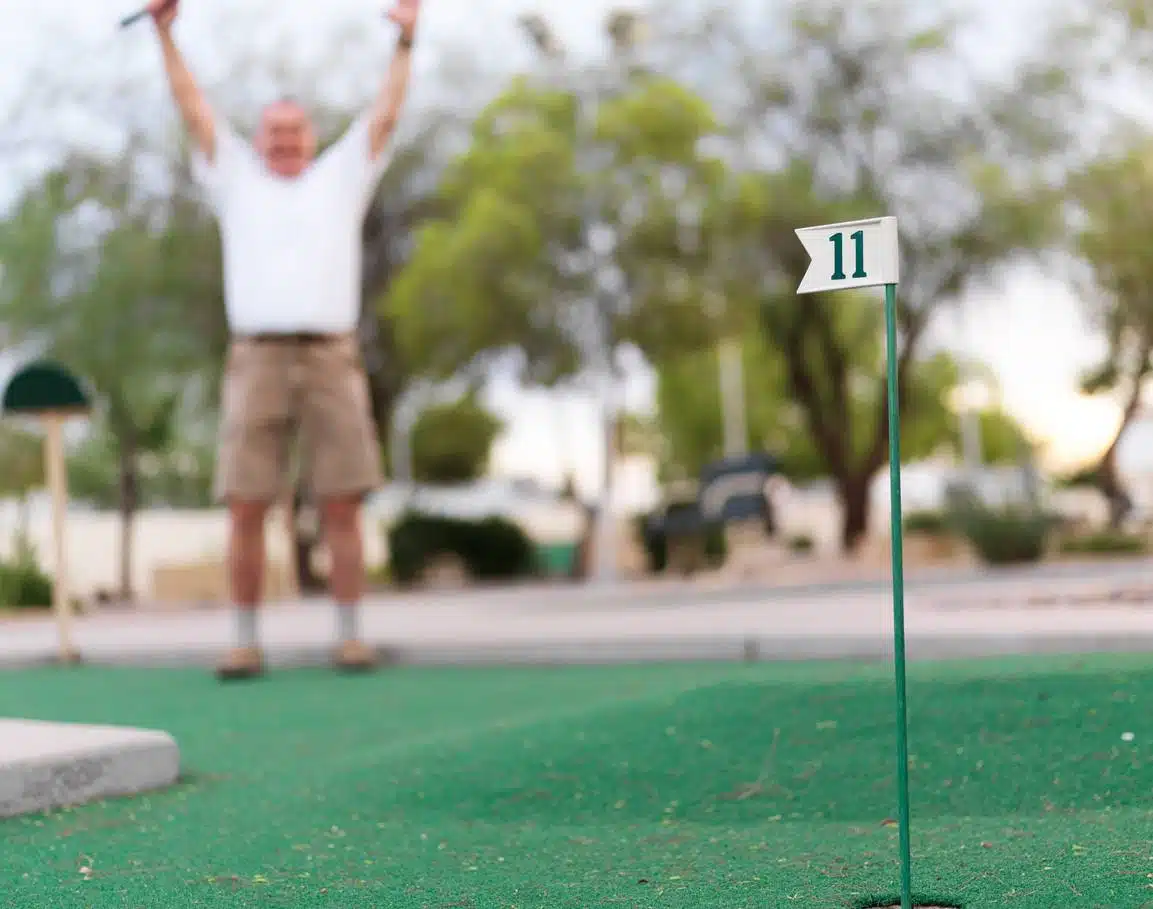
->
<box><xmin>302</xmin><ymin>335</ymin><xmax>383</xmax><ymax>672</ymax></box>
<box><xmin>320</xmin><ymin>495</ymin><xmax>373</xmax><ymax>668</ymax></box>
<box><xmin>217</xmin><ymin>498</ymin><xmax>270</xmax><ymax>679</ymax></box>
<box><xmin>214</xmin><ymin>339</ymin><xmax>292</xmax><ymax>681</ymax></box>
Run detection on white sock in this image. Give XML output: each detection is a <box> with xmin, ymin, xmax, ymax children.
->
<box><xmin>336</xmin><ymin>603</ymin><xmax>359</xmax><ymax>643</ymax></box>
<box><xmin>236</xmin><ymin>609</ymin><xmax>258</xmax><ymax>648</ymax></box>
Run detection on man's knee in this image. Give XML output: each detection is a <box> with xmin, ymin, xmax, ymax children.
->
<box><xmin>229</xmin><ymin>499</ymin><xmax>269</xmax><ymax>535</ymax></box>
<box><xmin>320</xmin><ymin>496</ymin><xmax>361</xmax><ymax>533</ymax></box>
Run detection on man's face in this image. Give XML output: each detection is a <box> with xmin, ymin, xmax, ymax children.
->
<box><xmin>256</xmin><ymin>101</ymin><xmax>316</xmax><ymax>178</ymax></box>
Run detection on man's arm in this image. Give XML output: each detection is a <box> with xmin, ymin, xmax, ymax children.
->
<box><xmin>367</xmin><ymin>1</ymin><xmax>420</xmax><ymax>159</ymax></box>
<box><xmin>151</xmin><ymin>1</ymin><xmax>216</xmax><ymax>161</ymax></box>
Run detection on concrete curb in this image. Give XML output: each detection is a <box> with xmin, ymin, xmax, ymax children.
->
<box><xmin>6</xmin><ymin>631</ymin><xmax>1153</xmax><ymax>672</ymax></box>
<box><xmin>934</xmin><ymin>586</ymin><xmax>1153</xmax><ymax>610</ymax></box>
<box><xmin>0</xmin><ymin>720</ymin><xmax>179</xmax><ymax>819</ymax></box>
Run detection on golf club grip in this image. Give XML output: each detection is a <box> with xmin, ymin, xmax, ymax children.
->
<box><xmin>120</xmin><ymin>0</ymin><xmax>176</xmax><ymax>28</ymax></box>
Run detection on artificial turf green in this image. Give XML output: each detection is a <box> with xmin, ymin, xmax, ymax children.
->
<box><xmin>2</xmin><ymin>655</ymin><xmax>1152</xmax><ymax>908</ymax></box>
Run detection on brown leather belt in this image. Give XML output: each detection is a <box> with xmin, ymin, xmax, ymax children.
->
<box><xmin>240</xmin><ymin>332</ymin><xmax>343</xmax><ymax>344</ymax></box>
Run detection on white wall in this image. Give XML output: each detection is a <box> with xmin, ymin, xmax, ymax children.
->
<box><xmin>0</xmin><ymin>464</ymin><xmax>1109</xmax><ymax>600</ymax></box>
<box><xmin>0</xmin><ymin>484</ymin><xmax>587</xmax><ymax>599</ymax></box>
<box><xmin>0</xmin><ymin>503</ymin><xmax>293</xmax><ymax>599</ymax></box>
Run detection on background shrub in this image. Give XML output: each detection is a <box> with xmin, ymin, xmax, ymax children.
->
<box><xmin>787</xmin><ymin>533</ymin><xmax>815</xmax><ymax>554</ymax></box>
<box><xmin>951</xmin><ymin>504</ymin><xmax>1051</xmax><ymax>566</ymax></box>
<box><xmin>1059</xmin><ymin>530</ymin><xmax>1147</xmax><ymax>556</ymax></box>
<box><xmin>386</xmin><ymin>512</ymin><xmax>537</xmax><ymax>587</ymax></box>
<box><xmin>0</xmin><ymin>535</ymin><xmax>53</xmax><ymax>609</ymax></box>
<box><xmin>903</xmin><ymin>510</ymin><xmax>950</xmax><ymax>535</ymax></box>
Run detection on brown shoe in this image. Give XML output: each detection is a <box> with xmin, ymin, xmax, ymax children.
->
<box><xmin>215</xmin><ymin>646</ymin><xmax>265</xmax><ymax>681</ymax></box>
<box><xmin>334</xmin><ymin>639</ymin><xmax>378</xmax><ymax>673</ymax></box>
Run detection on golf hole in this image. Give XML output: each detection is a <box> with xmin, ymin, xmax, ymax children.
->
<box><xmin>862</xmin><ymin>903</ymin><xmax>961</xmax><ymax>908</ymax></box>
<box><xmin>859</xmin><ymin>900</ymin><xmax>962</xmax><ymax>909</ymax></box>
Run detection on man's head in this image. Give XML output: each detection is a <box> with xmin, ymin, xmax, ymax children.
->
<box><xmin>255</xmin><ymin>98</ymin><xmax>316</xmax><ymax>178</ymax></box>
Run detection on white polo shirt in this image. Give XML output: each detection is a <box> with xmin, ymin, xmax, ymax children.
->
<box><xmin>191</xmin><ymin>114</ymin><xmax>390</xmax><ymax>335</ymax></box>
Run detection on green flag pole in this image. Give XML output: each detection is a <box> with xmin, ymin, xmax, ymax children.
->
<box><xmin>795</xmin><ymin>218</ymin><xmax>909</xmax><ymax>905</ymax></box>
<box><xmin>883</xmin><ymin>281</ymin><xmax>912</xmax><ymax>909</ymax></box>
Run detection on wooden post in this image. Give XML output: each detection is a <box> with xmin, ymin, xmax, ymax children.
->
<box><xmin>43</xmin><ymin>413</ymin><xmax>78</xmax><ymax>663</ymax></box>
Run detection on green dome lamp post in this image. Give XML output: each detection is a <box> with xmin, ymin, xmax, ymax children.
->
<box><xmin>1</xmin><ymin>360</ymin><xmax>92</xmax><ymax>664</ymax></box>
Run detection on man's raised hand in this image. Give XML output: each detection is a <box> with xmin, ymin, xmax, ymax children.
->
<box><xmin>386</xmin><ymin>0</ymin><xmax>420</xmax><ymax>39</ymax></box>
<box><xmin>369</xmin><ymin>0</ymin><xmax>420</xmax><ymax>155</ymax></box>
<box><xmin>150</xmin><ymin>0</ymin><xmax>179</xmax><ymax>31</ymax></box>
<box><xmin>146</xmin><ymin>0</ymin><xmax>214</xmax><ymax>162</ymax></box>
<box><xmin>118</xmin><ymin>0</ymin><xmax>174</xmax><ymax>28</ymax></box>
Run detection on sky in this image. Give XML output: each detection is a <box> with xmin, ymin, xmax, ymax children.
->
<box><xmin>0</xmin><ymin>0</ymin><xmax>1137</xmax><ymax>507</ymax></box>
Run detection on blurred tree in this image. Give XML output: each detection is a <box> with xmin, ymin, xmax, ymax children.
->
<box><xmin>386</xmin><ymin>66</ymin><xmax>730</xmax><ymax>579</ymax></box>
<box><xmin>352</xmin><ymin>117</ymin><xmax>457</xmax><ymax>442</ymax></box>
<box><xmin>654</xmin><ymin>329</ymin><xmax>795</xmax><ymax>482</ymax></box>
<box><xmin>654</xmin><ymin>320</ymin><xmax>1030</xmax><ymax>483</ymax></box>
<box><xmin>965</xmin><ymin>408</ymin><xmax>1034</xmax><ymax>465</ymax></box>
<box><xmin>1068</xmin><ymin>146</ymin><xmax>1153</xmax><ymax>526</ymax></box>
<box><xmin>1086</xmin><ymin>0</ymin><xmax>1153</xmax><ymax>72</ymax></box>
<box><xmin>0</xmin><ymin>424</ymin><xmax>45</xmax><ymax>540</ymax></box>
<box><xmin>409</xmin><ymin>391</ymin><xmax>504</xmax><ymax>485</ymax></box>
<box><xmin>615</xmin><ymin>411</ymin><xmax>664</xmax><ymax>460</ymax></box>
<box><xmin>66</xmin><ymin>434</ymin><xmax>119</xmax><ymax>510</ymax></box>
<box><xmin>0</xmin><ymin>159</ymin><xmax>221</xmax><ymax>601</ymax></box>
<box><xmin>648</xmin><ymin>0</ymin><xmax>1074</xmax><ymax>551</ymax></box>
<box><xmin>68</xmin><ymin>418</ymin><xmax>216</xmax><ymax>510</ymax></box>
<box><xmin>386</xmin><ymin>74</ymin><xmax>728</xmax><ymax>385</ymax></box>
<box><xmin>0</xmin><ymin>425</ymin><xmax>44</xmax><ymax>498</ymax></box>
<box><xmin>1054</xmin><ymin>464</ymin><xmax>1100</xmax><ymax>489</ymax></box>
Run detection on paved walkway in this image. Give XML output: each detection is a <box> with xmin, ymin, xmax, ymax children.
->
<box><xmin>5</xmin><ymin>563</ymin><xmax>1153</xmax><ymax>668</ymax></box>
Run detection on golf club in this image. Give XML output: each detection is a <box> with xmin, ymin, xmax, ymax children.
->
<box><xmin>118</xmin><ymin>0</ymin><xmax>174</xmax><ymax>29</ymax></box>
<box><xmin>121</xmin><ymin>3</ymin><xmax>394</xmax><ymax>29</ymax></box>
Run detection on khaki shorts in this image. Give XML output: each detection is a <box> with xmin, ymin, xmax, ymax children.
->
<box><xmin>215</xmin><ymin>333</ymin><xmax>383</xmax><ymax>503</ymax></box>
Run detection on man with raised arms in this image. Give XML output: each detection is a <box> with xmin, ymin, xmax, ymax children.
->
<box><xmin>148</xmin><ymin>0</ymin><xmax>420</xmax><ymax>680</ymax></box>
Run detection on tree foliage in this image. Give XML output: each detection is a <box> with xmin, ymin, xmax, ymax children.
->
<box><xmin>644</xmin><ymin>0</ymin><xmax>1074</xmax><ymax>550</ymax></box>
<box><xmin>383</xmin><ymin>0</ymin><xmax>1078</xmax><ymax>552</ymax></box>
<box><xmin>654</xmin><ymin>324</ymin><xmax>1029</xmax><ymax>484</ymax></box>
<box><xmin>0</xmin><ymin>158</ymin><xmax>222</xmax><ymax>598</ymax></box>
<box><xmin>67</xmin><ymin>414</ymin><xmax>216</xmax><ymax>510</ymax></box>
<box><xmin>386</xmin><ymin>73</ymin><xmax>732</xmax><ymax>387</ymax></box>
<box><xmin>1068</xmin><ymin>145</ymin><xmax>1153</xmax><ymax>524</ymax></box>
<box><xmin>409</xmin><ymin>391</ymin><xmax>505</xmax><ymax>485</ymax></box>
<box><xmin>0</xmin><ymin>424</ymin><xmax>44</xmax><ymax>500</ymax></box>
